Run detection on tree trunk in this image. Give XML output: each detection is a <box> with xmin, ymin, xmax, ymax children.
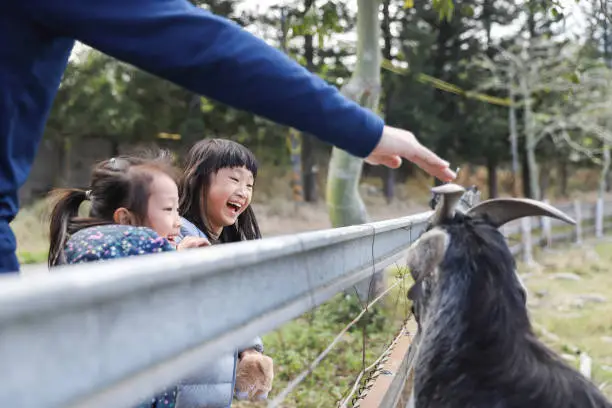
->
<box><xmin>559</xmin><ymin>158</ymin><xmax>569</xmax><ymax>198</ymax></box>
<box><xmin>380</xmin><ymin>0</ymin><xmax>395</xmax><ymax>204</ymax></box>
<box><xmin>521</xmin><ymin>150</ymin><xmax>531</xmax><ymax>198</ymax></box>
<box><xmin>539</xmin><ymin>162</ymin><xmax>550</xmax><ymax>200</ymax></box>
<box><xmin>60</xmin><ymin>137</ymin><xmax>73</xmax><ymax>187</ymax></box>
<box><xmin>280</xmin><ymin>7</ymin><xmax>304</xmax><ymax>203</ymax></box>
<box><xmin>604</xmin><ymin>0</ymin><xmax>611</xmax><ymax>68</ymax></box>
<box><xmin>520</xmin><ymin>69</ymin><xmax>540</xmax><ymax>200</ymax></box>
<box><xmin>301</xmin><ymin>13</ymin><xmax>318</xmax><ymax>202</ymax></box>
<box><xmin>508</xmin><ymin>82</ymin><xmax>520</xmax><ymax>197</ymax></box>
<box><xmin>486</xmin><ymin>157</ymin><xmax>498</xmax><ymax>199</ymax></box>
<box><xmin>326</xmin><ymin>0</ymin><xmax>382</xmax><ymax>301</ymax></box>
<box><xmin>301</xmin><ymin>136</ymin><xmax>317</xmax><ymax>202</ymax></box>
<box><xmin>600</xmin><ymin>6</ymin><xmax>611</xmax><ymax>198</ymax></box>
<box><xmin>383</xmin><ymin>169</ymin><xmax>395</xmax><ymax>204</ymax></box>
<box><xmin>521</xmin><ymin>3</ymin><xmax>540</xmax><ymax>200</ymax></box>
<box><xmin>288</xmin><ymin>128</ymin><xmax>305</xmax><ymax>203</ymax></box>
<box><xmin>526</xmin><ymin>139</ymin><xmax>540</xmax><ymax>199</ymax></box>
<box><xmin>599</xmin><ymin>145</ymin><xmax>610</xmax><ymax>199</ymax></box>
<box><xmin>110</xmin><ymin>140</ymin><xmax>120</xmax><ymax>157</ymax></box>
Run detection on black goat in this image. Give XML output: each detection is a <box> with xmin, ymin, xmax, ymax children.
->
<box><xmin>406</xmin><ymin>183</ymin><xmax>612</xmax><ymax>408</ymax></box>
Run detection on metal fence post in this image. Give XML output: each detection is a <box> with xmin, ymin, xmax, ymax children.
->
<box><xmin>596</xmin><ymin>197</ymin><xmax>604</xmax><ymax>238</ymax></box>
<box><xmin>542</xmin><ymin>199</ymin><xmax>552</xmax><ymax>247</ymax></box>
<box><xmin>521</xmin><ymin>217</ymin><xmax>533</xmax><ymax>265</ymax></box>
<box><xmin>574</xmin><ymin>199</ymin><xmax>582</xmax><ymax>244</ymax></box>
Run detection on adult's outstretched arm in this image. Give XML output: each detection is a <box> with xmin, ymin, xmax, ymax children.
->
<box><xmin>20</xmin><ymin>0</ymin><xmax>384</xmax><ymax>158</ymax></box>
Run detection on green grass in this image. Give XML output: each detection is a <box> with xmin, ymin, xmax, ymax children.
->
<box><xmin>10</xmin><ymin>199</ymin><xmax>50</xmax><ymax>264</ymax></box>
<box><xmin>234</xmin><ymin>267</ymin><xmax>415</xmax><ymax>408</ymax></box>
<box><xmin>17</xmin><ymin>250</ymin><xmax>48</xmax><ymax>265</ymax></box>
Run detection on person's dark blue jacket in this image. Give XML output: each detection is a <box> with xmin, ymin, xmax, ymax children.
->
<box><xmin>0</xmin><ymin>0</ymin><xmax>385</xmax><ymax>274</ymax></box>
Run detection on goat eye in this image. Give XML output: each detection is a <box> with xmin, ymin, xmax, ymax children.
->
<box><xmin>407</xmin><ymin>282</ymin><xmax>422</xmax><ymax>301</ymax></box>
<box><xmin>519</xmin><ymin>286</ymin><xmax>527</xmax><ymax>305</ymax></box>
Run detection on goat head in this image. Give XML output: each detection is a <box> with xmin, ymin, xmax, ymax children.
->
<box><xmin>408</xmin><ymin>183</ymin><xmax>577</xmax><ymax>330</ymax></box>
<box><xmin>430</xmin><ymin>183</ymin><xmax>576</xmax><ymax>227</ymax></box>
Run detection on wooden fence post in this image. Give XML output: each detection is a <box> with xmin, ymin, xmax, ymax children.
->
<box><xmin>595</xmin><ymin>197</ymin><xmax>604</xmax><ymax>238</ymax></box>
<box><xmin>542</xmin><ymin>199</ymin><xmax>552</xmax><ymax>248</ymax></box>
<box><xmin>521</xmin><ymin>217</ymin><xmax>533</xmax><ymax>265</ymax></box>
<box><xmin>574</xmin><ymin>199</ymin><xmax>582</xmax><ymax>244</ymax></box>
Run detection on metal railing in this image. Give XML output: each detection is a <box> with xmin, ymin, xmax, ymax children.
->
<box><xmin>3</xmin><ymin>195</ymin><xmax>610</xmax><ymax>408</ymax></box>
<box><xmin>0</xmin><ymin>211</ymin><xmax>432</xmax><ymax>408</ymax></box>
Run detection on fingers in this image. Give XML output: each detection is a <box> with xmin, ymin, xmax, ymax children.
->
<box><xmin>413</xmin><ymin>151</ymin><xmax>457</xmax><ymax>182</ymax></box>
<box><xmin>365</xmin><ymin>152</ymin><xmax>454</xmax><ymax>181</ymax></box>
<box><xmin>408</xmin><ymin>144</ymin><xmax>450</xmax><ymax>169</ymax></box>
<box><xmin>409</xmin><ymin>144</ymin><xmax>456</xmax><ymax>181</ymax></box>
<box><xmin>364</xmin><ymin>154</ymin><xmax>402</xmax><ymax>168</ymax></box>
<box><xmin>365</xmin><ymin>126</ymin><xmax>456</xmax><ymax>182</ymax></box>
<box><xmin>416</xmin><ymin>159</ymin><xmax>456</xmax><ymax>182</ymax></box>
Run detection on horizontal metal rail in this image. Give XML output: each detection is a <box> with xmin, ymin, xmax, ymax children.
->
<box><xmin>0</xmin><ymin>211</ymin><xmax>432</xmax><ymax>408</ymax></box>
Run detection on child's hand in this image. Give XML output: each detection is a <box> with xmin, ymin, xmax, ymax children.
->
<box><xmin>176</xmin><ymin>236</ymin><xmax>211</xmax><ymax>250</ymax></box>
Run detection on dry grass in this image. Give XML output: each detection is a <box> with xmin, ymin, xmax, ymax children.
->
<box><xmin>11</xmin><ymin>161</ymin><xmax>610</xmax><ymax>265</ymax></box>
<box><xmin>11</xmin><ymin>175</ymin><xmax>433</xmax><ymax>265</ymax></box>
<box><xmin>11</xmin><ymin>165</ymin><xmax>612</xmax><ymax>267</ymax></box>
<box><xmin>519</xmin><ymin>239</ymin><xmax>612</xmax><ymax>398</ymax></box>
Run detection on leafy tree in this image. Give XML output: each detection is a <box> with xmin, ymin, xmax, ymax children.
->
<box><xmin>45</xmin><ymin>52</ymin><xmax>143</xmax><ymax>184</ymax></box>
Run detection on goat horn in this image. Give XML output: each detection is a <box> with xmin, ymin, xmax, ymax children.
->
<box><xmin>466</xmin><ymin>197</ymin><xmax>576</xmax><ymax>228</ymax></box>
<box><xmin>430</xmin><ymin>183</ymin><xmax>466</xmax><ymax>224</ymax></box>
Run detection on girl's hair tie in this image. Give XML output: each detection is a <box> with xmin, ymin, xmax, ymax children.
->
<box><xmin>85</xmin><ymin>190</ymin><xmax>93</xmax><ymax>201</ymax></box>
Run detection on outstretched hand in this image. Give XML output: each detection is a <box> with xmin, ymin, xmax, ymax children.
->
<box><xmin>365</xmin><ymin>126</ymin><xmax>457</xmax><ymax>183</ymax></box>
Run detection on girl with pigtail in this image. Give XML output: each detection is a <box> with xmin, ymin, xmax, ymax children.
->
<box><xmin>47</xmin><ymin>151</ymin><xmax>209</xmax><ymax>267</ymax></box>
<box><xmin>46</xmin><ymin>151</ymin><xmax>209</xmax><ymax>408</ymax></box>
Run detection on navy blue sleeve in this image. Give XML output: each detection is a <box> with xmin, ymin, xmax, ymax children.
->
<box><xmin>20</xmin><ymin>0</ymin><xmax>385</xmax><ymax>158</ymax></box>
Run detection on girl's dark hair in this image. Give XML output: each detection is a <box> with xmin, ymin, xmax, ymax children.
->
<box><xmin>179</xmin><ymin>138</ymin><xmax>261</xmax><ymax>243</ymax></box>
<box><xmin>47</xmin><ymin>150</ymin><xmax>179</xmax><ymax>267</ymax></box>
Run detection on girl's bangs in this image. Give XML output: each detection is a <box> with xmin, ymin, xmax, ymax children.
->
<box><xmin>201</xmin><ymin>141</ymin><xmax>258</xmax><ymax>178</ymax></box>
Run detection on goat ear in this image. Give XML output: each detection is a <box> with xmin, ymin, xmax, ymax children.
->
<box><xmin>406</xmin><ymin>229</ymin><xmax>449</xmax><ymax>280</ymax></box>
<box><xmin>466</xmin><ymin>197</ymin><xmax>576</xmax><ymax>228</ymax></box>
<box><xmin>430</xmin><ymin>183</ymin><xmax>466</xmax><ymax>225</ymax></box>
